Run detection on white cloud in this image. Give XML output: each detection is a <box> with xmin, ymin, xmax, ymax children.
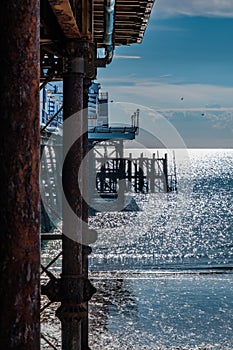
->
<box><xmin>114</xmin><ymin>55</ymin><xmax>141</xmax><ymax>59</ymax></box>
<box><xmin>101</xmin><ymin>77</ymin><xmax>233</xmax><ymax>110</ymax></box>
<box><xmin>152</xmin><ymin>0</ymin><xmax>233</xmax><ymax>18</ymax></box>
<box><xmin>100</xmin><ymin>77</ymin><xmax>233</xmax><ymax>147</ymax></box>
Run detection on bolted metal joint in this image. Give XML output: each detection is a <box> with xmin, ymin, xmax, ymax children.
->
<box><xmin>65</xmin><ymin>39</ymin><xmax>90</xmax><ymax>60</ymax></box>
<box><xmin>64</xmin><ymin>39</ymin><xmax>97</xmax><ymax>80</ymax></box>
<box><xmin>64</xmin><ymin>40</ymin><xmax>87</xmax><ymax>74</ymax></box>
<box><xmin>56</xmin><ymin>304</ymin><xmax>87</xmax><ymax>321</ymax></box>
<box><xmin>41</xmin><ymin>278</ymin><xmax>61</xmax><ymax>302</ymax></box>
<box><xmin>64</xmin><ymin>55</ymin><xmax>85</xmax><ymax>75</ymax></box>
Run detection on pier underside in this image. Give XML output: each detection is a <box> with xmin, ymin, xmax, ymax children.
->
<box><xmin>40</xmin><ymin>0</ymin><xmax>155</xmax><ymax>81</ymax></box>
<box><xmin>0</xmin><ymin>1</ymin><xmax>156</xmax><ymax>349</ymax></box>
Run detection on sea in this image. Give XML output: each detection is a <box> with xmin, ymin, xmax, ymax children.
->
<box><xmin>41</xmin><ymin>149</ymin><xmax>233</xmax><ymax>350</ymax></box>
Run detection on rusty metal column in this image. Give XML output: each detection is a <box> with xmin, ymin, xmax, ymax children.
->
<box><xmin>57</xmin><ymin>41</ymin><xmax>87</xmax><ymax>350</ymax></box>
<box><xmin>0</xmin><ymin>1</ymin><xmax>40</xmax><ymax>349</ymax></box>
<box><xmin>81</xmin><ymin>78</ymin><xmax>94</xmax><ymax>350</ymax></box>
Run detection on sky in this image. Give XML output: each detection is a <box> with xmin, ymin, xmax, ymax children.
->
<box><xmin>97</xmin><ymin>0</ymin><xmax>233</xmax><ymax>148</ymax></box>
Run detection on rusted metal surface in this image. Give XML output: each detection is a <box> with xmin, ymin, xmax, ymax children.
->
<box><xmin>0</xmin><ymin>1</ymin><xmax>40</xmax><ymax>349</ymax></box>
<box><xmin>41</xmin><ymin>0</ymin><xmax>156</xmax><ymax>59</ymax></box>
<box><xmin>56</xmin><ymin>43</ymin><xmax>97</xmax><ymax>349</ymax></box>
<box><xmin>48</xmin><ymin>0</ymin><xmax>81</xmax><ymax>38</ymax></box>
<box><xmin>56</xmin><ymin>45</ymin><xmax>86</xmax><ymax>350</ymax></box>
<box><xmin>81</xmin><ymin>0</ymin><xmax>93</xmax><ymax>37</ymax></box>
<box><xmin>82</xmin><ymin>245</ymin><xmax>96</xmax><ymax>350</ymax></box>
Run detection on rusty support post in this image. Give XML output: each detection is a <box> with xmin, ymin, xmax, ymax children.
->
<box><xmin>0</xmin><ymin>1</ymin><xmax>40</xmax><ymax>349</ymax></box>
<box><xmin>81</xmin><ymin>78</ymin><xmax>93</xmax><ymax>350</ymax></box>
<box><xmin>57</xmin><ymin>41</ymin><xmax>87</xmax><ymax>350</ymax></box>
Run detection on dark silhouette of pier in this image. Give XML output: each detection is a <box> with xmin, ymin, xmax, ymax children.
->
<box><xmin>95</xmin><ymin>153</ymin><xmax>177</xmax><ymax>195</ymax></box>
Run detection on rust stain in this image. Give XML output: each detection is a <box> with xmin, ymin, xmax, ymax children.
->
<box><xmin>0</xmin><ymin>0</ymin><xmax>40</xmax><ymax>348</ymax></box>
<box><xmin>48</xmin><ymin>0</ymin><xmax>81</xmax><ymax>38</ymax></box>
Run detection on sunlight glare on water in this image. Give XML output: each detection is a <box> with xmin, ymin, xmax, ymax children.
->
<box><xmin>88</xmin><ymin>149</ymin><xmax>233</xmax><ymax>349</ymax></box>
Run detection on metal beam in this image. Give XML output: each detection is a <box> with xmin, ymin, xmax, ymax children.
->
<box><xmin>48</xmin><ymin>0</ymin><xmax>81</xmax><ymax>38</ymax></box>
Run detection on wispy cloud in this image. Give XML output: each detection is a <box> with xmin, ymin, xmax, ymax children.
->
<box><xmin>153</xmin><ymin>0</ymin><xmax>233</xmax><ymax>18</ymax></box>
<box><xmin>101</xmin><ymin>77</ymin><xmax>233</xmax><ymax>110</ymax></box>
<box><xmin>159</xmin><ymin>74</ymin><xmax>173</xmax><ymax>78</ymax></box>
<box><xmin>114</xmin><ymin>55</ymin><xmax>141</xmax><ymax>59</ymax></box>
<box><xmin>152</xmin><ymin>107</ymin><xmax>233</xmax><ymax>112</ymax></box>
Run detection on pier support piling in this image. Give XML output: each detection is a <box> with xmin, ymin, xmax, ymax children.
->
<box><xmin>0</xmin><ymin>1</ymin><xmax>40</xmax><ymax>349</ymax></box>
<box><xmin>57</xmin><ymin>41</ymin><xmax>95</xmax><ymax>350</ymax></box>
<box><xmin>57</xmin><ymin>45</ymin><xmax>85</xmax><ymax>350</ymax></box>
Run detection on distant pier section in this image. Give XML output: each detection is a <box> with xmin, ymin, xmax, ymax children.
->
<box><xmin>40</xmin><ymin>82</ymin><xmax>177</xmax><ymax>226</ymax></box>
<box><xmin>94</xmin><ymin>152</ymin><xmax>177</xmax><ymax>196</ymax></box>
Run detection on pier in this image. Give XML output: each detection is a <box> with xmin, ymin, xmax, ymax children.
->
<box><xmin>40</xmin><ymin>86</ymin><xmax>177</xmax><ymax>222</ymax></box>
<box><xmin>0</xmin><ymin>1</ymin><xmax>156</xmax><ymax>349</ymax></box>
<box><xmin>94</xmin><ymin>153</ymin><xmax>176</xmax><ymax>195</ymax></box>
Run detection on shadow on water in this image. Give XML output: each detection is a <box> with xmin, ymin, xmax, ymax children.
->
<box><xmin>89</xmin><ymin>272</ymin><xmax>233</xmax><ymax>349</ymax></box>
<box><xmin>89</xmin><ymin>276</ymin><xmax>139</xmax><ymax>338</ymax></box>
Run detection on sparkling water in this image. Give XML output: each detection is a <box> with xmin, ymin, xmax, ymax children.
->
<box><xmin>88</xmin><ymin>149</ymin><xmax>233</xmax><ymax>349</ymax></box>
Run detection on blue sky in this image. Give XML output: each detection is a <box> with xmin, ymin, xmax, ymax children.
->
<box><xmin>97</xmin><ymin>0</ymin><xmax>233</xmax><ymax>148</ymax></box>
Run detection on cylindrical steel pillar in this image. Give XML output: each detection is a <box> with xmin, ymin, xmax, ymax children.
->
<box><xmin>57</xmin><ymin>43</ymin><xmax>87</xmax><ymax>350</ymax></box>
<box><xmin>0</xmin><ymin>1</ymin><xmax>40</xmax><ymax>349</ymax></box>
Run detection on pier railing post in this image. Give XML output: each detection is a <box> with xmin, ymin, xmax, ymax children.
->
<box><xmin>163</xmin><ymin>153</ymin><xmax>169</xmax><ymax>192</ymax></box>
<box><xmin>0</xmin><ymin>1</ymin><xmax>40</xmax><ymax>349</ymax></box>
